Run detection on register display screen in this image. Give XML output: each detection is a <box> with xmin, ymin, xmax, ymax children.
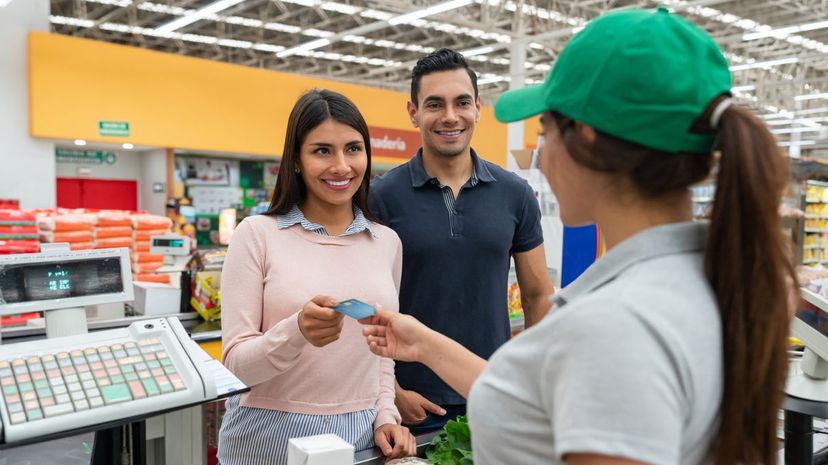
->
<box><xmin>0</xmin><ymin>258</ymin><xmax>123</xmax><ymax>304</ymax></box>
<box><xmin>153</xmin><ymin>238</ymin><xmax>184</xmax><ymax>248</ymax></box>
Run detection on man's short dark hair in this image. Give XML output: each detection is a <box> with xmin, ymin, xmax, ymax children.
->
<box><xmin>410</xmin><ymin>48</ymin><xmax>478</xmax><ymax>107</ymax></box>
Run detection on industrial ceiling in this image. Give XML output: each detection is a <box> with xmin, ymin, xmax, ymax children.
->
<box><xmin>48</xmin><ymin>0</ymin><xmax>828</xmax><ymax>153</ymax></box>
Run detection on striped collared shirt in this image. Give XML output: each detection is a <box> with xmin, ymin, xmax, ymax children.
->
<box><xmin>276</xmin><ymin>204</ymin><xmax>376</xmax><ymax>238</ymax></box>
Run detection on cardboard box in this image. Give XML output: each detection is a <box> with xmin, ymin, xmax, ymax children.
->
<box><xmin>287</xmin><ymin>434</ymin><xmax>354</xmax><ymax>465</ymax></box>
<box><xmin>133</xmin><ymin>282</ymin><xmax>181</xmax><ymax>316</ymax></box>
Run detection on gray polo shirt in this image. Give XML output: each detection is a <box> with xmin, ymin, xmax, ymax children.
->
<box><xmin>468</xmin><ymin>222</ymin><xmax>722</xmax><ymax>465</ymax></box>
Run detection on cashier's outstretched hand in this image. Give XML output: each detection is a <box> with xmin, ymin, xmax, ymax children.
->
<box><xmin>298</xmin><ymin>295</ymin><xmax>345</xmax><ymax>347</ymax></box>
<box><xmin>375</xmin><ymin>423</ymin><xmax>416</xmax><ymax>460</ymax></box>
<box><xmin>361</xmin><ymin>307</ymin><xmax>432</xmax><ymax>363</ymax></box>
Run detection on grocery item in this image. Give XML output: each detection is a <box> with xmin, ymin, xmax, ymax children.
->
<box><xmin>95</xmin><ymin>226</ymin><xmax>133</xmax><ymax>238</ymax></box>
<box><xmin>134</xmin><ymin>273</ymin><xmax>172</xmax><ymax>284</ymax></box>
<box><xmin>0</xmin><ymin>240</ymin><xmax>40</xmax><ymax>255</ymax></box>
<box><xmin>37</xmin><ymin>214</ymin><xmax>95</xmax><ymax>231</ymax></box>
<box><xmin>425</xmin><ymin>416</ymin><xmax>472</xmax><ymax>465</ymax></box>
<box><xmin>132</xmin><ymin>214</ymin><xmax>173</xmax><ymax>231</ymax></box>
<box><xmin>39</xmin><ymin>230</ymin><xmax>94</xmax><ymax>243</ymax></box>
<box><xmin>94</xmin><ymin>237</ymin><xmax>132</xmax><ymax>249</ymax></box>
<box><xmin>133</xmin><ymin>229</ymin><xmax>172</xmax><ymax>241</ymax></box>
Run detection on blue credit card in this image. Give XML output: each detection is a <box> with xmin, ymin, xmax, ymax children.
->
<box><xmin>333</xmin><ymin>299</ymin><xmax>376</xmax><ymax>319</ymax></box>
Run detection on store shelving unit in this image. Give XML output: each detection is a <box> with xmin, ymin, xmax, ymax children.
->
<box><xmin>803</xmin><ymin>180</ymin><xmax>828</xmax><ymax>265</ymax></box>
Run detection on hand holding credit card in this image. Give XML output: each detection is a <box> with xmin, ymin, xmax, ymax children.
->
<box><xmin>333</xmin><ymin>299</ymin><xmax>376</xmax><ymax>319</ymax></box>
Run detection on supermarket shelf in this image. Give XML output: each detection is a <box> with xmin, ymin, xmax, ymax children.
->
<box><xmin>804</xmin><ymin>260</ymin><xmax>822</xmax><ymax>264</ymax></box>
<box><xmin>805</xmin><ymin>215</ymin><xmax>828</xmax><ymax>219</ymax></box>
<box><xmin>805</xmin><ymin>245</ymin><xmax>823</xmax><ymax>249</ymax></box>
<box><xmin>807</xmin><ymin>199</ymin><xmax>825</xmax><ymax>204</ymax></box>
<box><xmin>801</xmin><ymin>287</ymin><xmax>828</xmax><ymax>313</ymax></box>
<box><xmin>805</xmin><ymin>229</ymin><xmax>828</xmax><ymax>233</ymax></box>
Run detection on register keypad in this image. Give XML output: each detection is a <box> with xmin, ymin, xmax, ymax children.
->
<box><xmin>0</xmin><ymin>338</ymin><xmax>185</xmax><ymax>425</ymax></box>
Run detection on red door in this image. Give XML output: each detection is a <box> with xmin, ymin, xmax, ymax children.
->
<box><xmin>56</xmin><ymin>178</ymin><xmax>138</xmax><ymax>210</ymax></box>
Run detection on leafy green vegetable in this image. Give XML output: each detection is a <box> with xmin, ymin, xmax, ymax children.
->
<box><xmin>425</xmin><ymin>415</ymin><xmax>473</xmax><ymax>465</ymax></box>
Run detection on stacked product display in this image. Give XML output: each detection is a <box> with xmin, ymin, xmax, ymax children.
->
<box><xmin>0</xmin><ymin>210</ymin><xmax>39</xmax><ymax>254</ymax></box>
<box><xmin>803</xmin><ymin>180</ymin><xmax>828</xmax><ymax>265</ymax></box>
<box><xmin>32</xmin><ymin>209</ymin><xmax>173</xmax><ymax>280</ymax></box>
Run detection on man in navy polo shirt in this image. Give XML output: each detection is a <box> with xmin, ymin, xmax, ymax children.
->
<box><xmin>369</xmin><ymin>49</ymin><xmax>554</xmax><ymax>433</ymax></box>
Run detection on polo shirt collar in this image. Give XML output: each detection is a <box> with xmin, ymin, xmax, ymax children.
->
<box><xmin>276</xmin><ymin>204</ymin><xmax>376</xmax><ymax>238</ymax></box>
<box><xmin>408</xmin><ymin>148</ymin><xmax>496</xmax><ymax>188</ymax></box>
<box><xmin>553</xmin><ymin>221</ymin><xmax>708</xmax><ymax>307</ymax></box>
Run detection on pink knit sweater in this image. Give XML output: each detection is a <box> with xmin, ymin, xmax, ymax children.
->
<box><xmin>220</xmin><ymin>214</ymin><xmax>402</xmax><ymax>429</ymax></box>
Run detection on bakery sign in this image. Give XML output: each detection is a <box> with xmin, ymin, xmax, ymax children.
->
<box><xmin>368</xmin><ymin>126</ymin><xmax>421</xmax><ymax>159</ymax></box>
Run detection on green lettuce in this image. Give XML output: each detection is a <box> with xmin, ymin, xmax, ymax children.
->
<box><xmin>425</xmin><ymin>415</ymin><xmax>473</xmax><ymax>465</ymax></box>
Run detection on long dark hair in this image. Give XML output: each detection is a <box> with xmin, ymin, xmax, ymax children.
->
<box><xmin>551</xmin><ymin>94</ymin><xmax>795</xmax><ymax>465</ymax></box>
<box><xmin>265</xmin><ymin>89</ymin><xmax>378</xmax><ymax>222</ymax></box>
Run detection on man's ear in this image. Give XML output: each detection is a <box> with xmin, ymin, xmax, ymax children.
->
<box><xmin>474</xmin><ymin>95</ymin><xmax>482</xmax><ymax>123</ymax></box>
<box><xmin>407</xmin><ymin>101</ymin><xmax>419</xmax><ymax>128</ymax></box>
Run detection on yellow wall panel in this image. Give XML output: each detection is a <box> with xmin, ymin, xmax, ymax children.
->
<box><xmin>29</xmin><ymin>32</ymin><xmax>507</xmax><ymax>167</ymax></box>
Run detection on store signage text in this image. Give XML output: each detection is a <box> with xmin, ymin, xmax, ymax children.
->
<box><xmin>98</xmin><ymin>120</ymin><xmax>130</xmax><ymax>137</ymax></box>
<box><xmin>55</xmin><ymin>148</ymin><xmax>118</xmax><ymax>166</ymax></box>
<box><xmin>368</xmin><ymin>127</ymin><xmax>421</xmax><ymax>159</ymax></box>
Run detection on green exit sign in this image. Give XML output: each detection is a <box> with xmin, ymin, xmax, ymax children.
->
<box><xmin>98</xmin><ymin>120</ymin><xmax>129</xmax><ymax>137</ymax></box>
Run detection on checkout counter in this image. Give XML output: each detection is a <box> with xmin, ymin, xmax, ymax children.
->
<box><xmin>0</xmin><ymin>244</ymin><xmax>438</xmax><ymax>465</ymax></box>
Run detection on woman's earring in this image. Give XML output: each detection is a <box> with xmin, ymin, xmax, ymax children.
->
<box><xmin>294</xmin><ymin>167</ymin><xmax>301</xmax><ymax>173</ymax></box>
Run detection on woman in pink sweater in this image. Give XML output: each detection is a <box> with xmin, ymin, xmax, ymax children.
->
<box><xmin>217</xmin><ymin>89</ymin><xmax>416</xmax><ymax>465</ymax></box>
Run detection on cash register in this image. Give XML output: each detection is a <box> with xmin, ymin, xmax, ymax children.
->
<box><xmin>0</xmin><ymin>246</ymin><xmax>244</xmax><ymax>449</ymax></box>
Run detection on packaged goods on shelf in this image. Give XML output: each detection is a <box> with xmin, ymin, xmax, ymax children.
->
<box><xmin>39</xmin><ymin>230</ymin><xmax>94</xmax><ymax>243</ymax></box>
<box><xmin>191</xmin><ymin>270</ymin><xmax>221</xmax><ymax>321</ymax></box>
<box><xmin>0</xmin><ymin>209</ymin><xmax>36</xmax><ymax>227</ymax></box>
<box><xmin>0</xmin><ymin>240</ymin><xmax>40</xmax><ymax>255</ymax></box>
<box><xmin>94</xmin><ymin>237</ymin><xmax>132</xmax><ymax>249</ymax></box>
<box><xmin>132</xmin><ymin>252</ymin><xmax>164</xmax><ymax>263</ymax></box>
<box><xmin>69</xmin><ymin>242</ymin><xmax>94</xmax><ymax>251</ymax></box>
<box><xmin>134</xmin><ymin>273</ymin><xmax>172</xmax><ymax>284</ymax></box>
<box><xmin>132</xmin><ymin>214</ymin><xmax>173</xmax><ymax>231</ymax></box>
<box><xmin>37</xmin><ymin>214</ymin><xmax>95</xmax><ymax>231</ymax></box>
<box><xmin>133</xmin><ymin>240</ymin><xmax>151</xmax><ymax>253</ymax></box>
<box><xmin>798</xmin><ymin>265</ymin><xmax>828</xmax><ymax>285</ymax></box>
<box><xmin>95</xmin><ymin>211</ymin><xmax>133</xmax><ymax>227</ymax></box>
<box><xmin>95</xmin><ymin>226</ymin><xmax>133</xmax><ymax>239</ymax></box>
<box><xmin>132</xmin><ymin>262</ymin><xmax>163</xmax><ymax>274</ymax></box>
<box><xmin>0</xmin><ymin>225</ymin><xmax>38</xmax><ymax>240</ymax></box>
<box><xmin>133</xmin><ymin>228</ymin><xmax>171</xmax><ymax>241</ymax></box>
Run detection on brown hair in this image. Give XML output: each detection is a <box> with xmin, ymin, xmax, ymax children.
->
<box><xmin>551</xmin><ymin>94</ymin><xmax>795</xmax><ymax>465</ymax></box>
<box><xmin>265</xmin><ymin>89</ymin><xmax>377</xmax><ymax>222</ymax></box>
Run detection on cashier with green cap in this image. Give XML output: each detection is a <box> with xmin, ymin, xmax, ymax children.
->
<box><xmin>360</xmin><ymin>6</ymin><xmax>795</xmax><ymax>465</ymax></box>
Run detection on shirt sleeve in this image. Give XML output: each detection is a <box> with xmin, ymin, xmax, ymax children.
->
<box><xmin>374</xmin><ymin>235</ymin><xmax>403</xmax><ymax>428</ymax></box>
<box><xmin>512</xmin><ymin>181</ymin><xmax>543</xmax><ymax>254</ymax></box>
<box><xmin>542</xmin><ymin>299</ymin><xmax>686</xmax><ymax>465</ymax></box>
<box><xmin>220</xmin><ymin>219</ymin><xmax>309</xmax><ymax>387</ymax></box>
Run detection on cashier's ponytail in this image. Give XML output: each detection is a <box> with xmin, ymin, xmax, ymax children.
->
<box><xmin>704</xmin><ymin>96</ymin><xmax>795</xmax><ymax>465</ymax></box>
<box><xmin>552</xmin><ymin>95</ymin><xmax>795</xmax><ymax>465</ymax></box>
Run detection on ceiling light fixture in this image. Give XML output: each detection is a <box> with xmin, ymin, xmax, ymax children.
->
<box><xmin>729</xmin><ymin>57</ymin><xmax>799</xmax><ymax>72</ymax></box>
<box><xmin>462</xmin><ymin>46</ymin><xmax>495</xmax><ymax>57</ymax></box>
<box><xmin>778</xmin><ymin>140</ymin><xmax>816</xmax><ymax>147</ymax></box>
<box><xmin>0</xmin><ymin>0</ymin><xmax>15</xmax><ymax>7</ymax></box>
<box><xmin>388</xmin><ymin>0</ymin><xmax>473</xmax><ymax>26</ymax></box>
<box><xmin>122</xmin><ymin>143</ymin><xmax>134</xmax><ymax>150</ymax></box>
<box><xmin>731</xmin><ymin>85</ymin><xmax>756</xmax><ymax>93</ymax></box>
<box><xmin>154</xmin><ymin>0</ymin><xmax>245</xmax><ymax>34</ymax></box>
<box><xmin>276</xmin><ymin>38</ymin><xmax>331</xmax><ymax>58</ymax></box>
<box><xmin>743</xmin><ymin>20</ymin><xmax>828</xmax><ymax>41</ymax></box>
<box><xmin>74</xmin><ymin>139</ymin><xmax>87</xmax><ymax>146</ymax></box>
<box><xmin>795</xmin><ymin>92</ymin><xmax>828</xmax><ymax>101</ymax></box>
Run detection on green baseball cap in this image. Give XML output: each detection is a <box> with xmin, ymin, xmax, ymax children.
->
<box><xmin>494</xmin><ymin>6</ymin><xmax>732</xmax><ymax>153</ymax></box>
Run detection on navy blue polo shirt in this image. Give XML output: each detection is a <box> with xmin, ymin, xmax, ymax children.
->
<box><xmin>368</xmin><ymin>149</ymin><xmax>543</xmax><ymax>405</ymax></box>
